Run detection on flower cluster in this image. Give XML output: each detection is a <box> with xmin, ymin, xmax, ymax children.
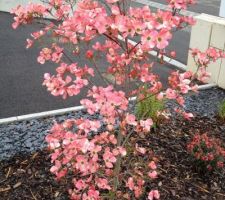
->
<box><xmin>43</xmin><ymin>62</ymin><xmax>94</xmax><ymax>99</ymax></box>
<box><xmin>37</xmin><ymin>44</ymin><xmax>63</xmax><ymax>64</ymax></box>
<box><xmin>187</xmin><ymin>133</ymin><xmax>225</xmax><ymax>171</ymax></box>
<box><xmin>11</xmin><ymin>3</ymin><xmax>48</xmax><ymax>29</ymax></box>
<box><xmin>191</xmin><ymin>47</ymin><xmax>225</xmax><ymax>82</ymax></box>
<box><xmin>46</xmin><ymin>118</ymin><xmax>159</xmax><ymax>199</ymax></box>
<box><xmin>167</xmin><ymin>0</ymin><xmax>196</xmax><ymax>10</ymax></box>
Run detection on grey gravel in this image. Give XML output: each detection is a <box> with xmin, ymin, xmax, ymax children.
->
<box><xmin>166</xmin><ymin>87</ymin><xmax>225</xmax><ymax>117</ymax></box>
<box><xmin>0</xmin><ymin>87</ymin><xmax>225</xmax><ymax>160</ymax></box>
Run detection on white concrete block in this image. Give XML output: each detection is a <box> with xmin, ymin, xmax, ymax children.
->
<box><xmin>187</xmin><ymin>14</ymin><xmax>225</xmax><ymax>89</ymax></box>
<box><xmin>0</xmin><ymin>117</ymin><xmax>18</xmax><ymax>125</ymax></box>
<box><xmin>210</xmin><ymin>24</ymin><xmax>225</xmax><ymax>49</ymax></box>
<box><xmin>218</xmin><ymin>58</ymin><xmax>225</xmax><ymax>88</ymax></box>
<box><xmin>189</xmin><ymin>16</ymin><xmax>212</xmax><ymax>51</ymax></box>
<box><xmin>206</xmin><ymin>58</ymin><xmax>222</xmax><ymax>84</ymax></box>
<box><xmin>188</xmin><ymin>53</ymin><xmax>222</xmax><ymax>85</ymax></box>
<box><xmin>187</xmin><ymin>52</ymin><xmax>197</xmax><ymax>72</ymax></box>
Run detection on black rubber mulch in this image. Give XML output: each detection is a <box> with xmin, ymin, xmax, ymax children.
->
<box><xmin>0</xmin><ymin>116</ymin><xmax>224</xmax><ymax>200</ymax></box>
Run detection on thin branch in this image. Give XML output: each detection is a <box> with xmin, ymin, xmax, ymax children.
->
<box><xmin>128</xmin><ymin>41</ymin><xmax>141</xmax><ymax>54</ymax></box>
<box><xmin>103</xmin><ymin>33</ymin><xmax>126</xmax><ymax>51</ymax></box>
<box><xmin>91</xmin><ymin>58</ymin><xmax>111</xmax><ymax>86</ymax></box>
<box><xmin>62</xmin><ymin>51</ymin><xmax>75</xmax><ymax>63</ymax></box>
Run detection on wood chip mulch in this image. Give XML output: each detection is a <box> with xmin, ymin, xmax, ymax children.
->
<box><xmin>0</xmin><ymin>116</ymin><xmax>224</xmax><ymax>200</ymax></box>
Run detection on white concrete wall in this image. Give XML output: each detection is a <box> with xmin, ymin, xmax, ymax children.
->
<box><xmin>187</xmin><ymin>14</ymin><xmax>225</xmax><ymax>89</ymax></box>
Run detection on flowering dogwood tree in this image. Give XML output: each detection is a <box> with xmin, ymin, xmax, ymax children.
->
<box><xmin>12</xmin><ymin>0</ymin><xmax>225</xmax><ymax>199</ymax></box>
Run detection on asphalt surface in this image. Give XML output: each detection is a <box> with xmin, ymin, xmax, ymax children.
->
<box><xmin>0</xmin><ymin>11</ymin><xmax>176</xmax><ymax>118</ymax></box>
<box><xmin>0</xmin><ymin>1</ymin><xmax>221</xmax><ymax>118</ymax></box>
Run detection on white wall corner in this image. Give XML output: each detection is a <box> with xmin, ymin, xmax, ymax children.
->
<box><xmin>210</xmin><ymin>24</ymin><xmax>225</xmax><ymax>49</ymax></box>
<box><xmin>218</xmin><ymin>59</ymin><xmax>225</xmax><ymax>88</ymax></box>
<box><xmin>189</xmin><ymin>15</ymin><xmax>213</xmax><ymax>51</ymax></box>
<box><xmin>187</xmin><ymin>14</ymin><xmax>225</xmax><ymax>89</ymax></box>
<box><xmin>206</xmin><ymin>58</ymin><xmax>222</xmax><ymax>84</ymax></box>
<box><xmin>187</xmin><ymin>14</ymin><xmax>213</xmax><ymax>72</ymax></box>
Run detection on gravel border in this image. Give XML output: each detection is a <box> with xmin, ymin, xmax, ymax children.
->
<box><xmin>0</xmin><ymin>87</ymin><xmax>225</xmax><ymax>160</ymax></box>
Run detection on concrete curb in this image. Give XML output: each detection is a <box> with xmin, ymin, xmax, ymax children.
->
<box><xmin>0</xmin><ymin>105</ymin><xmax>85</xmax><ymax>125</ymax></box>
<box><xmin>0</xmin><ymin>84</ymin><xmax>217</xmax><ymax>125</ymax></box>
<box><xmin>135</xmin><ymin>0</ymin><xmax>199</xmax><ymax>17</ymax></box>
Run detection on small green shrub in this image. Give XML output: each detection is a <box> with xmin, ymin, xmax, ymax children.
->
<box><xmin>135</xmin><ymin>94</ymin><xmax>165</xmax><ymax>126</ymax></box>
<box><xmin>218</xmin><ymin>100</ymin><xmax>225</xmax><ymax>120</ymax></box>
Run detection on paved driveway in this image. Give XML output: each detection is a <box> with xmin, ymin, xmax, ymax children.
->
<box><xmin>0</xmin><ymin>0</ymin><xmax>221</xmax><ymax>118</ymax></box>
<box><xmin>0</xmin><ymin>12</ymin><xmax>178</xmax><ymax>118</ymax></box>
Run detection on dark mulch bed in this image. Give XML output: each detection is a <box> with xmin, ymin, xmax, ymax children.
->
<box><xmin>0</xmin><ymin>116</ymin><xmax>225</xmax><ymax>200</ymax></box>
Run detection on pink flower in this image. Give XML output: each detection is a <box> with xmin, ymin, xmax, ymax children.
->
<box><xmin>170</xmin><ymin>51</ymin><xmax>176</xmax><ymax>58</ymax></box>
<box><xmin>148</xmin><ymin>170</ymin><xmax>158</xmax><ymax>179</ymax></box>
<box><xmin>148</xmin><ymin>161</ymin><xmax>157</xmax><ymax>170</ymax></box>
<box><xmin>165</xmin><ymin>88</ymin><xmax>177</xmax><ymax>99</ymax></box>
<box><xmin>74</xmin><ymin>179</ymin><xmax>87</xmax><ymax>191</ymax></box>
<box><xmin>135</xmin><ymin>143</ymin><xmax>147</xmax><ymax>154</ymax></box>
<box><xmin>26</xmin><ymin>39</ymin><xmax>33</xmax><ymax>49</ymax></box>
<box><xmin>75</xmin><ymin>155</ymin><xmax>89</xmax><ymax>173</ymax></box>
<box><xmin>141</xmin><ymin>30</ymin><xmax>157</xmax><ymax>49</ymax></box>
<box><xmin>11</xmin><ymin>3</ymin><xmax>48</xmax><ymax>29</ymax></box>
<box><xmin>127</xmin><ymin>177</ymin><xmax>135</xmax><ymax>190</ymax></box>
<box><xmin>76</xmin><ymin>119</ymin><xmax>101</xmax><ymax>134</ymax></box>
<box><xmin>103</xmin><ymin>148</ymin><xmax>117</xmax><ymax>168</ymax></box>
<box><xmin>86</xmin><ymin>50</ymin><xmax>94</xmax><ymax>59</ymax></box>
<box><xmin>117</xmin><ymin>147</ymin><xmax>127</xmax><ymax>156</ymax></box>
<box><xmin>167</xmin><ymin>0</ymin><xmax>196</xmax><ymax>10</ymax></box>
<box><xmin>140</xmin><ymin>119</ymin><xmax>153</xmax><ymax>132</ymax></box>
<box><xmin>148</xmin><ymin>190</ymin><xmax>160</xmax><ymax>200</ymax></box>
<box><xmin>90</xmin><ymin>143</ymin><xmax>101</xmax><ymax>161</ymax></box>
<box><xmin>156</xmin><ymin>29</ymin><xmax>172</xmax><ymax>49</ymax></box>
<box><xmin>183</xmin><ymin>112</ymin><xmax>194</xmax><ymax>120</ymax></box>
<box><xmin>38</xmin><ymin>48</ymin><xmax>52</xmax><ymax>64</ymax></box>
<box><xmin>96</xmin><ymin>178</ymin><xmax>111</xmax><ymax>190</ymax></box>
<box><xmin>83</xmin><ymin>188</ymin><xmax>100</xmax><ymax>200</ymax></box>
<box><xmin>157</xmin><ymin>92</ymin><xmax>164</xmax><ymax>100</ymax></box>
<box><xmin>109</xmin><ymin>134</ymin><xmax>117</xmax><ymax>144</ymax></box>
<box><xmin>125</xmin><ymin>114</ymin><xmax>137</xmax><ymax>126</ymax></box>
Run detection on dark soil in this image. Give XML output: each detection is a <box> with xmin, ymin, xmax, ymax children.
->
<box><xmin>149</xmin><ymin>116</ymin><xmax>225</xmax><ymax>200</ymax></box>
<box><xmin>0</xmin><ymin>150</ymin><xmax>71</xmax><ymax>200</ymax></box>
<box><xmin>0</xmin><ymin>116</ymin><xmax>224</xmax><ymax>200</ymax></box>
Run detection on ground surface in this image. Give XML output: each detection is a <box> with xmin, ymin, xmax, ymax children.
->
<box><xmin>1</xmin><ymin>87</ymin><xmax>225</xmax><ymax>161</ymax></box>
<box><xmin>0</xmin><ymin>87</ymin><xmax>225</xmax><ymax>199</ymax></box>
<box><xmin>0</xmin><ymin>116</ymin><xmax>224</xmax><ymax>200</ymax></box>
